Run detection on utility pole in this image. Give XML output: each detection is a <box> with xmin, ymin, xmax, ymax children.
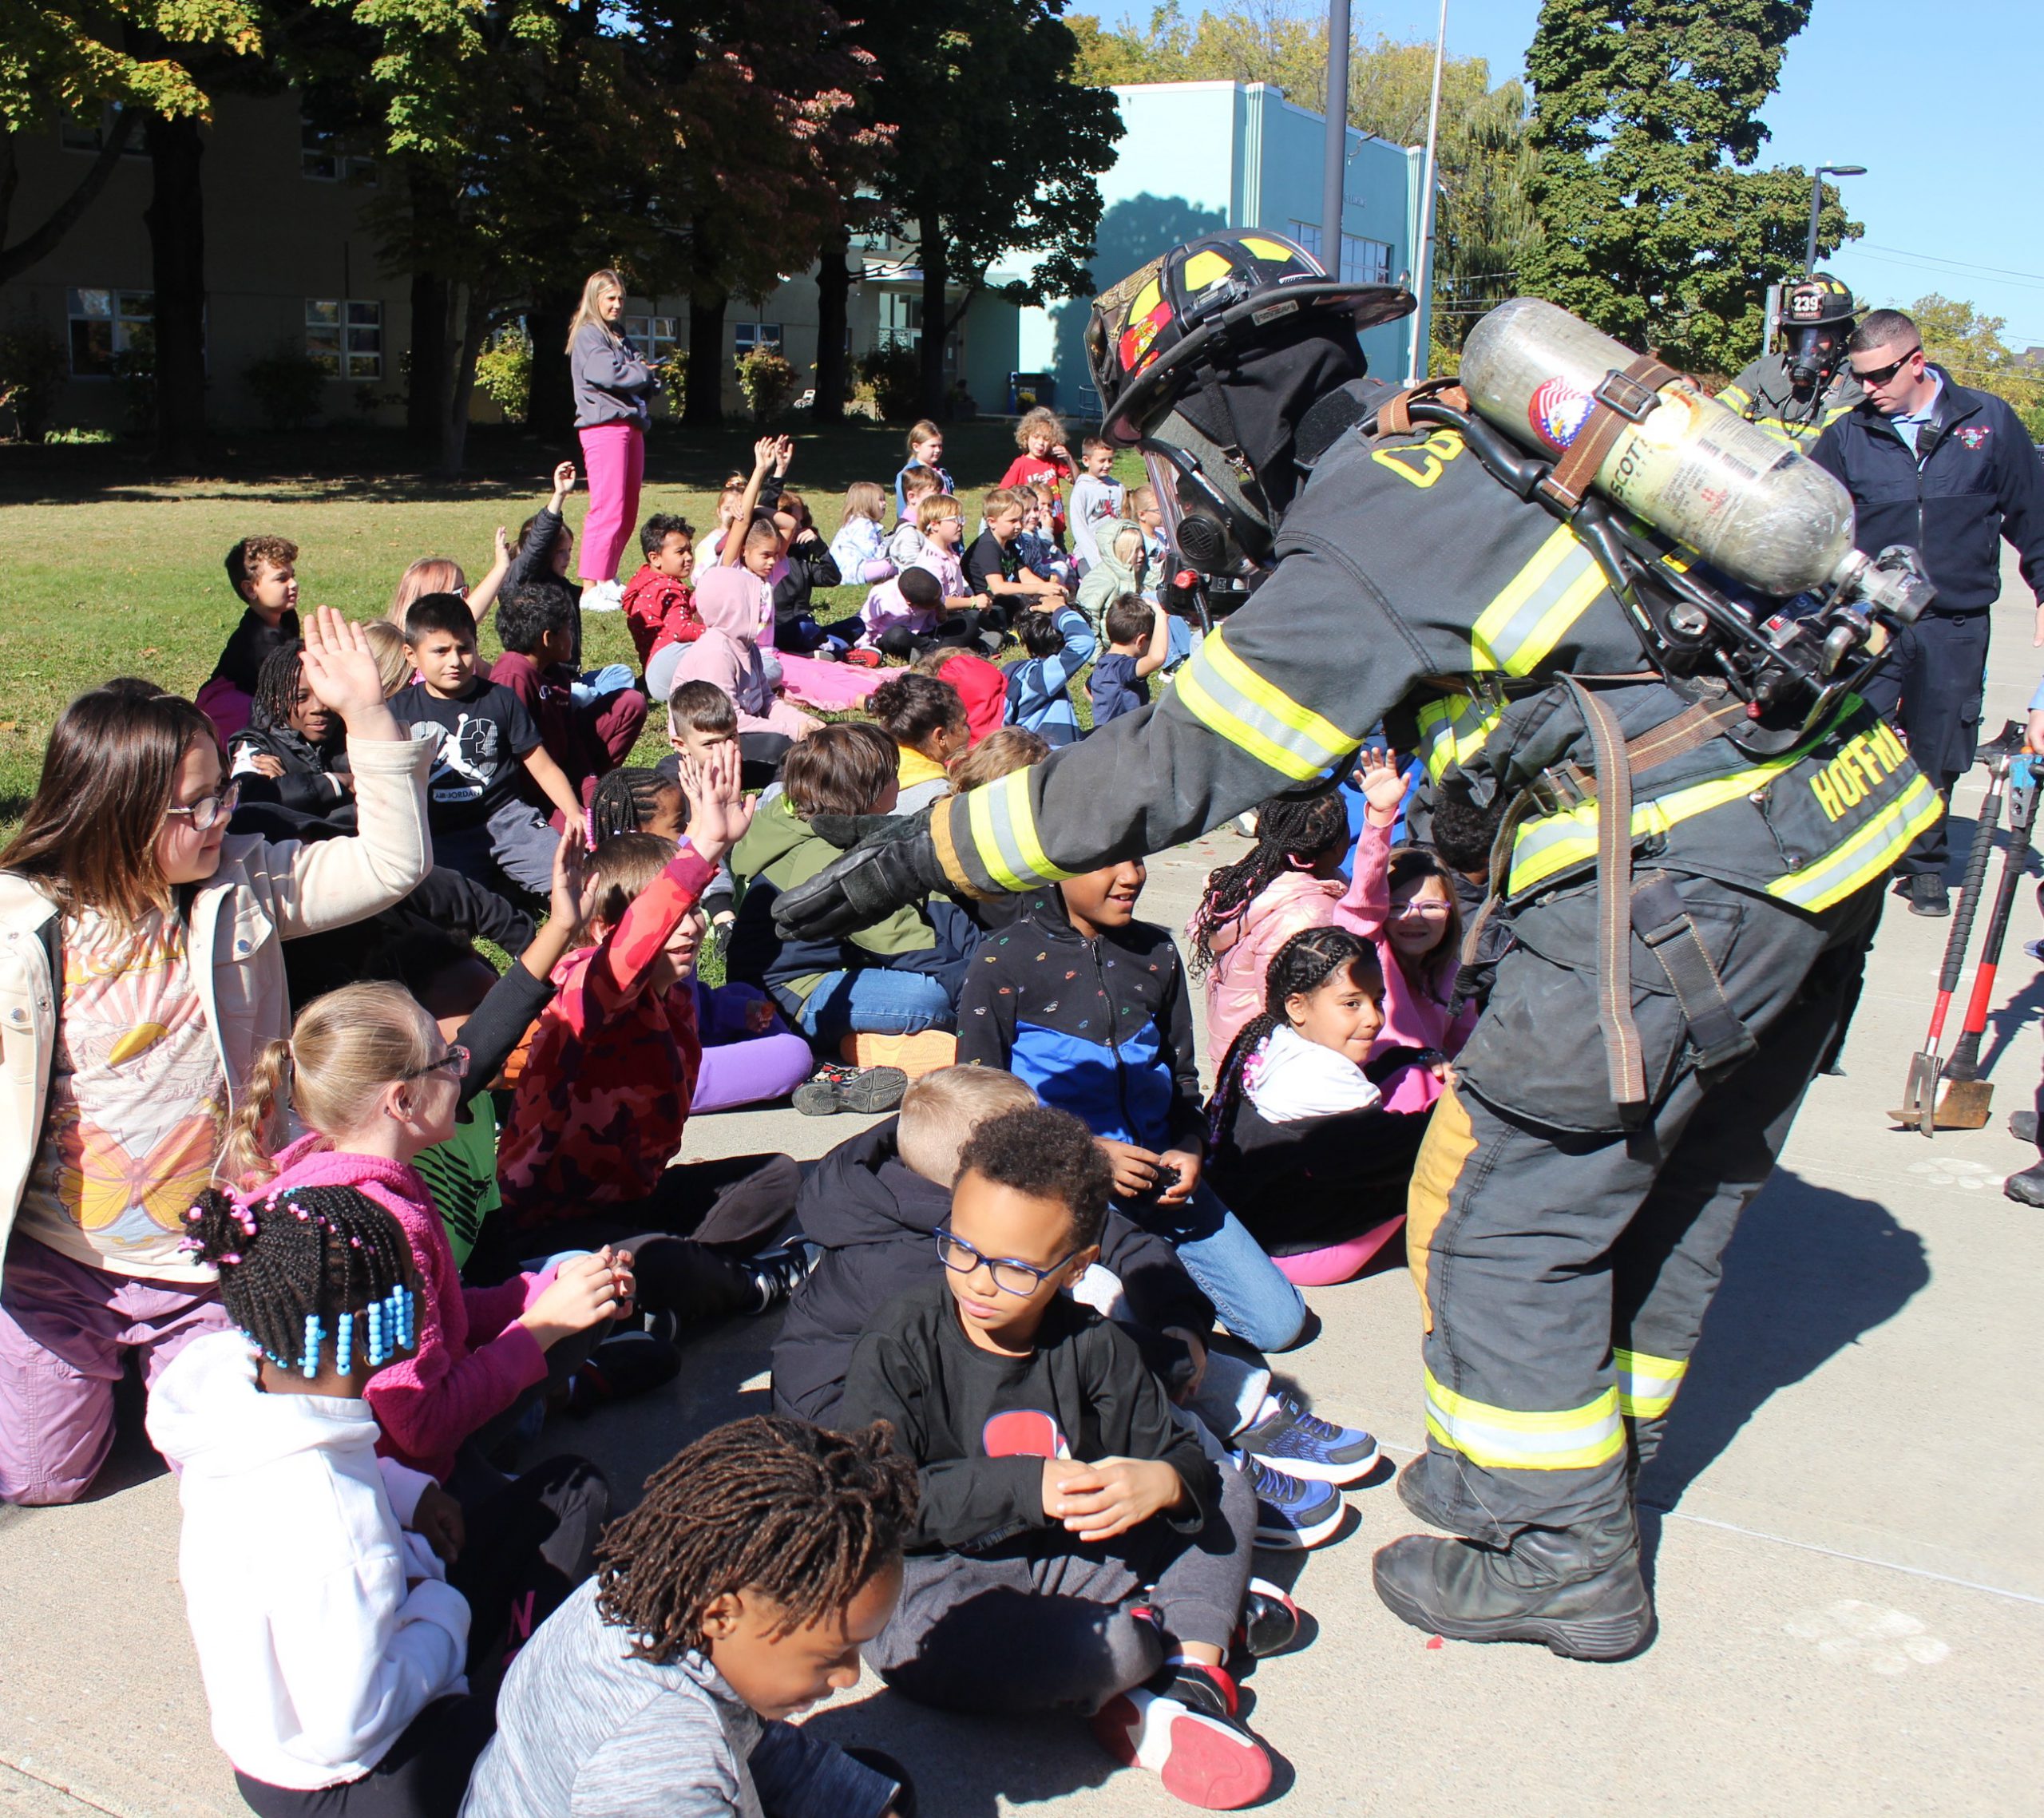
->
<box><xmin>1321</xmin><ymin>0</ymin><xmax>1350</xmax><ymax>276</ymax></box>
<box><xmin>1409</xmin><ymin>0</ymin><xmax>1449</xmax><ymax>379</ymax></box>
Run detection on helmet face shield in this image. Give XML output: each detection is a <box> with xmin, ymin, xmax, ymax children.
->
<box><xmin>1786</xmin><ymin>323</ymin><xmax>1844</xmax><ymax>390</ymax></box>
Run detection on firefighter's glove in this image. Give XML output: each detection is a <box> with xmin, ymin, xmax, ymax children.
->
<box><xmin>774</xmin><ymin>810</ymin><xmax>946</xmax><ymax>942</ymax></box>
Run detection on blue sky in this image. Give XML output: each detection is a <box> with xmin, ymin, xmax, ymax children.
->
<box><xmin>1073</xmin><ymin>1</ymin><xmax>2044</xmax><ymax>351</ymax></box>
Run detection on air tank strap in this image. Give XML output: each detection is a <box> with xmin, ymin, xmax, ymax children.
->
<box><xmin>1535</xmin><ymin>355</ymin><xmax>1682</xmax><ymax>513</ymax></box>
<box><xmin>1372</xmin><ymin>377</ymin><xmax>1470</xmax><ymax>437</ymax></box>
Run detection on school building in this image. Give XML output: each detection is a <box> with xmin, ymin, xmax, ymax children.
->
<box><xmin>0</xmin><ymin>81</ymin><xmax>1424</xmax><ymax>436</ymax></box>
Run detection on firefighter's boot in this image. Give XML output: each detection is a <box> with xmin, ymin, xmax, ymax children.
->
<box><xmin>1372</xmin><ymin>1507</ymin><xmax>1653</xmax><ymax>1661</ymax></box>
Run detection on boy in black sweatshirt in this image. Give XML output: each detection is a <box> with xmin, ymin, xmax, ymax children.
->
<box><xmin>842</xmin><ymin>1105</ymin><xmax>1285</xmax><ymax>1812</ymax></box>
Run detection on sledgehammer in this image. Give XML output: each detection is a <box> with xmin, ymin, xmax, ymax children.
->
<box><xmin>1931</xmin><ymin>754</ymin><xmax>2042</xmax><ymax>1129</ymax></box>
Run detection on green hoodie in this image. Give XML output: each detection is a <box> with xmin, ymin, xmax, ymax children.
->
<box><xmin>728</xmin><ymin>794</ymin><xmax>937</xmax><ymax>1004</ymax></box>
<box><xmin>1077</xmin><ymin>526</ymin><xmax>1141</xmax><ymax>632</ymax></box>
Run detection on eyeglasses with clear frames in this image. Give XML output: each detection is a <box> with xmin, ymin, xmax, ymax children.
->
<box><xmin>161</xmin><ymin>782</ymin><xmax>240</xmax><ymax>833</ymax></box>
<box><xmin>398</xmin><ymin>1044</ymin><xmax>470</xmax><ymax>1084</ymax></box>
<box><xmin>934</xmin><ymin>1228</ymin><xmax>1079</xmax><ymax>1297</ymax></box>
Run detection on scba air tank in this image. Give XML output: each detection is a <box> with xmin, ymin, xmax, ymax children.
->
<box><xmin>1459</xmin><ymin>297</ymin><xmax>1857</xmax><ymax>599</ymax></box>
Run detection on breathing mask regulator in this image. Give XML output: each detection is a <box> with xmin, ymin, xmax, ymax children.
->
<box><xmin>1781</xmin><ymin>273</ymin><xmax>1859</xmax><ymax>394</ymax></box>
<box><xmin>1086</xmin><ymin>231</ymin><xmax>1415</xmax><ymax>632</ymax></box>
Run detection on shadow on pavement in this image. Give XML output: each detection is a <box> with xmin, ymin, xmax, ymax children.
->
<box><xmin>1639</xmin><ymin>1166</ymin><xmax>1928</xmax><ymax>1513</ymax></box>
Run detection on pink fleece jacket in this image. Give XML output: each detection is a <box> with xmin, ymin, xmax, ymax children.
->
<box><xmin>259</xmin><ymin>1133</ymin><xmax>551</xmax><ymax>1483</ymax></box>
<box><xmin>1198</xmin><ymin>869</ymin><xmax>1345</xmax><ymax>1063</ymax></box>
<box><xmin>1332</xmin><ymin>818</ymin><xmax>1476</xmax><ymax>1114</ymax></box>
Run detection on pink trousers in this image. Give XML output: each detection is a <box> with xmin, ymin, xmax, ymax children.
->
<box><xmin>1272</xmin><ymin>1215</ymin><xmax>1407</xmax><ymax>1288</ymax></box>
<box><xmin>577</xmin><ymin>422</ymin><xmax>644</xmax><ymax>585</ymax></box>
<box><xmin>1</xmin><ymin>1235</ymin><xmax>232</xmax><ymax>1505</ymax></box>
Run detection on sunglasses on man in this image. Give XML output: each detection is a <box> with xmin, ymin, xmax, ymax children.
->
<box><xmin>1852</xmin><ymin>346</ymin><xmax>1922</xmax><ymax>388</ymax></box>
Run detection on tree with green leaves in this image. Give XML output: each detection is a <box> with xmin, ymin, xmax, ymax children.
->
<box><xmin>1521</xmin><ymin>0</ymin><xmax>1856</xmax><ymax>378</ymax></box>
<box><xmin>0</xmin><ymin>0</ymin><xmax>260</xmax><ymax>285</ymax></box>
<box><xmin>1909</xmin><ymin>295</ymin><xmax>2044</xmax><ymax>441</ymax></box>
<box><xmin>872</xmin><ymin>0</ymin><xmax>1121</xmax><ymax>415</ymax></box>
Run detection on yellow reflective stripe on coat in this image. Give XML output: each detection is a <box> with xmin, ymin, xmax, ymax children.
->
<box><xmin>1614</xmin><ymin>1348</ymin><xmax>1687</xmax><ymax>1420</ymax></box>
<box><xmin>1424</xmin><ymin>1368</ymin><xmax>1626</xmax><ymax>1471</ymax></box>
<box><xmin>1175</xmin><ymin>630</ymin><xmax>1355</xmax><ymax>782</ymax></box>
<box><xmin>1766</xmin><ymin>773</ymin><xmax>1942</xmax><ymax>912</ymax></box>
<box><xmin>1470</xmin><ymin>525</ymin><xmax>1609</xmax><ymax>676</ymax></box>
<box><xmin>1416</xmin><ymin>692</ymin><xmax>1505</xmax><ymax>782</ymax></box>
<box><xmin>965</xmin><ymin>768</ymin><xmax>1070</xmax><ymax>893</ymax></box>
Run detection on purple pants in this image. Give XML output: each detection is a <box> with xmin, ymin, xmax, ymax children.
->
<box><xmin>0</xmin><ymin>1234</ymin><xmax>232</xmax><ymax>1506</ymax></box>
<box><xmin>577</xmin><ymin>422</ymin><xmax>644</xmax><ymax>585</ymax></box>
<box><xmin>693</xmin><ymin>1031</ymin><xmax>814</xmax><ymax>1113</ymax></box>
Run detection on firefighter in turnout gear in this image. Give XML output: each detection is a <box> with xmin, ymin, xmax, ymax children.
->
<box><xmin>1720</xmin><ymin>272</ymin><xmax>1865</xmax><ymax>450</ymax></box>
<box><xmin>775</xmin><ymin>233</ymin><xmax>1935</xmax><ymax>1661</ymax></box>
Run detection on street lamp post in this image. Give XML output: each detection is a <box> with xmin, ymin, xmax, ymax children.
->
<box><xmin>1806</xmin><ymin>164</ymin><xmax>1866</xmax><ymax>274</ymax></box>
<box><xmin>1321</xmin><ymin>0</ymin><xmax>1351</xmax><ymax>283</ymax></box>
<box><xmin>1409</xmin><ymin>0</ymin><xmax>1450</xmax><ymax>380</ymax></box>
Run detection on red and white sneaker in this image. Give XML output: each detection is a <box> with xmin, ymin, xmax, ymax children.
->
<box><xmin>1091</xmin><ymin>1661</ymin><xmax>1272</xmax><ymax>1809</ymax></box>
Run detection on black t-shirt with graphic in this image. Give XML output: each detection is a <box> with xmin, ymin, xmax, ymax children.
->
<box><xmin>390</xmin><ymin>677</ymin><xmax>541</xmax><ymax>829</ymax></box>
<box><xmin>963</xmin><ymin>529</ymin><xmax>1024</xmax><ymax>596</ymax></box>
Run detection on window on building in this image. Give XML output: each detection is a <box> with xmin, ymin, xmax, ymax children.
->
<box><xmin>66</xmin><ymin>288</ymin><xmax>153</xmax><ymax>377</ymax></box>
<box><xmin>1340</xmin><ymin>234</ymin><xmax>1393</xmax><ymax>287</ymax></box>
<box><xmin>733</xmin><ymin>323</ymin><xmax>784</xmax><ymax>354</ymax></box>
<box><xmin>301</xmin><ymin>121</ymin><xmax>376</xmax><ymax>184</ymax></box>
<box><xmin>306</xmin><ymin>299</ymin><xmax>383</xmax><ymax>379</ymax></box>
<box><xmin>59</xmin><ymin>105</ymin><xmax>148</xmax><ymax>157</ymax></box>
<box><xmin>1287</xmin><ymin>220</ymin><xmax>1322</xmax><ymax>261</ymax></box>
<box><xmin>624</xmin><ymin>315</ymin><xmax>679</xmax><ymax>362</ymax></box>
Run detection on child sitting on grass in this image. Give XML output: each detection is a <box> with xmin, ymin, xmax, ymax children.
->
<box><xmin>390</xmin><ymin>543</ymin><xmax>509</xmax><ymax>633</ymax></box>
<box><xmin>201</xmin><ymin>534</ymin><xmax>300</xmax><ymax>741</ymax></box>
<box><xmin>1088</xmin><ymin>592</ymin><xmax>1171</xmax><ymax>730</ymax></box>
<box><xmin>999</xmin><ymin>406</ymin><xmax>1075</xmax><ymax>533</ymax></box>
<box><xmin>1002</xmin><ymin>604</ymin><xmax>1095</xmax><ymax>747</ymax></box>
<box><xmin>1206</xmin><ymin>927</ymin><xmax>1440</xmax><ymax>1285</ymax></box>
<box><xmin>828</xmin><ymin>481</ymin><xmax>897</xmax><ymax>585</ymax></box>
<box><xmin>1017</xmin><ymin>482</ymin><xmax>1077</xmax><ymax>588</ymax></box>
<box><xmin>893</xmin><ymin>418</ymin><xmax>953</xmax><ymax>517</ymax></box>
<box><xmin>965</xmin><ymin>486</ymin><xmax>1068</xmax><ymax>624</ymax></box>
<box><xmin>910</xmin><ymin>493</ymin><xmax>1000</xmax><ymax>651</ymax></box>
<box><xmin>1068</xmin><ymin>436</ymin><xmax>1125</xmax><ymax>573</ymax></box>
<box><xmin>461</xmin><ymin>1416</ymin><xmax>918</xmax><ymax>1818</ymax></box>
<box><xmin>869</xmin><ymin>671</ymin><xmax>970</xmax><ymax>814</ymax></box>
<box><xmin>485</xmin><ymin>747</ymin><xmax>810</xmax><ymax>1328</ymax></box>
<box><xmin>392</xmin><ymin>592</ymin><xmax>584</xmax><ymax>898</ymax></box>
<box><xmin>149</xmin><ymin>1184</ymin><xmax>608</xmax><ymax>1818</ymax></box>
<box><xmin>620</xmin><ymin>513</ymin><xmax>704</xmax><ymax>675</ymax></box>
<box><xmin>218</xmin><ymin>978</ymin><xmax>631</xmax><ymax>1493</ymax></box>
<box><xmin>885</xmin><ymin>463</ymin><xmax>941</xmax><ymax>567</ymax></box>
<box><xmin>491</xmin><ymin>582</ymin><xmax>648</xmax><ymax>810</ymax></box>
<box><xmin>727</xmin><ymin>723</ymin><xmax>972</xmax><ymax>1077</ymax></box>
<box><xmin>770</xmin><ymin>491</ymin><xmax>852</xmax><ymax>658</ymax></box>
<box><xmin>860</xmin><ymin>566</ymin><xmax>946</xmax><ymax>660</ymax></box>
<box><xmin>1078</xmin><ymin>523</ymin><xmax>1149</xmax><ymax>632</ymax></box>
<box><xmin>914</xmin><ymin>644</ymin><xmax>1008</xmax><ymax>745</ymax></box>
<box><xmin>842</xmin><ymin>1106</ymin><xmax>1285</xmax><ymax>1812</ymax></box>
<box><xmin>229</xmin><ymin>640</ymin><xmax>355</xmax><ymax>826</ymax></box>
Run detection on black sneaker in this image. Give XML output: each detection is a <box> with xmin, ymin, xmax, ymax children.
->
<box><xmin>1907</xmin><ymin>875</ymin><xmax>1951</xmax><ymax>917</ymax></box>
<box><xmin>1091</xmin><ymin>1661</ymin><xmax>1272</xmax><ymax>1809</ymax></box>
<box><xmin>1235</xmin><ymin>1577</ymin><xmax>1302</xmax><ymax>1658</ymax></box>
<box><xmin>743</xmin><ymin>1238</ymin><xmax>822</xmax><ymax>1313</ymax></box>
<box><xmin>565</xmin><ymin>1332</ymin><xmax>682</xmax><ymax>1416</ymax></box>
<box><xmin>793</xmin><ymin>1062</ymin><xmax>909</xmax><ymax>1117</ymax></box>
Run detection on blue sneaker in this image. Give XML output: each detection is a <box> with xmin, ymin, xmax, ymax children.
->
<box><xmin>1236</xmin><ymin>1390</ymin><xmax>1380</xmax><ymax>1486</ymax></box>
<box><xmin>1234</xmin><ymin>1453</ymin><xmax>1345</xmax><ymax>1550</ymax></box>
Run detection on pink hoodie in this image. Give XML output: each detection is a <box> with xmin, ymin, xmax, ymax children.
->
<box><xmin>1332</xmin><ymin>818</ymin><xmax>1476</xmax><ymax>1114</ymax></box>
<box><xmin>1198</xmin><ymin>869</ymin><xmax>1345</xmax><ymax>1063</ymax></box>
<box><xmin>258</xmin><ymin>1133</ymin><xmax>552</xmax><ymax>1483</ymax></box>
<box><xmin>667</xmin><ymin>569</ymin><xmax>817</xmax><ymax>739</ymax></box>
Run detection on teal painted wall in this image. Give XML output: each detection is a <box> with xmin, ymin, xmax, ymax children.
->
<box><xmin>1016</xmin><ymin>81</ymin><xmax>1426</xmax><ymax>419</ymax></box>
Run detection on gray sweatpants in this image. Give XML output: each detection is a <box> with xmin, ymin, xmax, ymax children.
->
<box><xmin>435</xmin><ymin>799</ymin><xmax>561</xmax><ymax>898</ymax></box>
<box><xmin>868</xmin><ymin>1429</ymin><xmax>1256</xmax><ymax>1716</ymax></box>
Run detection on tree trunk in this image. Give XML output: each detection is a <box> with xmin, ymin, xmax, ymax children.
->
<box><xmin>0</xmin><ymin>110</ymin><xmax>139</xmax><ymax>284</ymax></box>
<box><xmin>143</xmin><ymin>111</ymin><xmax>207</xmax><ymax>470</ymax></box>
<box><xmin>406</xmin><ymin>268</ymin><xmax>450</xmax><ymax>453</ymax></box>
<box><xmin>525</xmin><ymin>285</ymin><xmax>575</xmax><ymax>442</ymax></box>
<box><xmin>810</xmin><ymin>225</ymin><xmax>851</xmax><ymax>426</ymax></box>
<box><xmin>438</xmin><ymin>284</ymin><xmax>489</xmax><ymax>479</ymax></box>
<box><xmin>684</xmin><ymin>285</ymin><xmax>727</xmax><ymax>426</ymax></box>
<box><xmin>917</xmin><ymin>208</ymin><xmax>946</xmax><ymax>418</ymax></box>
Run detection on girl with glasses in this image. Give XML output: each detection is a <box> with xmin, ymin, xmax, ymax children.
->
<box><xmin>0</xmin><ymin>609</ymin><xmax>434</xmax><ymax>1509</ymax></box>
<box><xmin>220</xmin><ymin>976</ymin><xmax>632</xmax><ymax>1506</ymax></box>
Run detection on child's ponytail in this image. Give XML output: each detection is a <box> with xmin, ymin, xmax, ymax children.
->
<box><xmin>1187</xmin><ymin>787</ymin><xmax>1350</xmax><ymax>976</ymax></box>
<box><xmin>1205</xmin><ymin>926</ymin><xmax>1380</xmax><ymax>1150</ymax></box>
<box><xmin>223</xmin><ymin>1038</ymin><xmax>293</xmax><ymax>1188</ymax></box>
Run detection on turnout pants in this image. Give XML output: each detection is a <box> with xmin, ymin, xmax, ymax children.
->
<box><xmin>1401</xmin><ymin>874</ymin><xmax>1880</xmax><ymax>1544</ymax></box>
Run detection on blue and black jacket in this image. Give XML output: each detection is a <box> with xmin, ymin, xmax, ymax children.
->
<box><xmin>956</xmin><ymin>889</ymin><xmax>1206</xmax><ymax>1154</ymax></box>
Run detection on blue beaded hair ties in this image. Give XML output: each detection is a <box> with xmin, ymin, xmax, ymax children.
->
<box><xmin>335</xmin><ymin>1311</ymin><xmax>355</xmax><ymax>1371</ymax></box>
<box><xmin>366</xmin><ymin>1299</ymin><xmax>386</xmax><ymax>1368</ymax></box>
<box><xmin>299</xmin><ymin>1313</ymin><xmax>323</xmax><ymax>1379</ymax></box>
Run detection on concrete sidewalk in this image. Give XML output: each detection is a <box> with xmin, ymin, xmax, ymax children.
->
<box><xmin>5</xmin><ymin>568</ymin><xmax>2042</xmax><ymax>1816</ymax></box>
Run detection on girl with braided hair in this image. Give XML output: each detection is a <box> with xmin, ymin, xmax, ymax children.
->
<box><xmin>227</xmin><ymin>640</ymin><xmax>358</xmax><ymax>826</ymax></box>
<box><xmin>464</xmin><ymin>1415</ymin><xmax>917</xmax><ymax>1818</ymax></box>
<box><xmin>149</xmin><ymin>1181</ymin><xmax>608</xmax><ymax>1816</ymax></box>
<box><xmin>1186</xmin><ymin>785</ymin><xmax>1353</xmax><ymax>1060</ymax></box>
<box><xmin>1206</xmin><ymin>926</ymin><xmax>1444</xmax><ymax>1287</ymax></box>
<box><xmin>225</xmin><ymin>976</ymin><xmax>630</xmax><ymax>1491</ymax></box>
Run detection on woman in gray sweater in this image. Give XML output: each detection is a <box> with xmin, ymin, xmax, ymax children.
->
<box><xmin>569</xmin><ymin>267</ymin><xmax>658</xmax><ymax>614</ymax></box>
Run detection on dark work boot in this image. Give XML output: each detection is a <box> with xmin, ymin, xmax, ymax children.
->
<box><xmin>1372</xmin><ymin>1508</ymin><xmax>1654</xmax><ymax>1661</ymax></box>
<box><xmin>1906</xmin><ymin>875</ymin><xmax>1950</xmax><ymax>917</ymax></box>
<box><xmin>2005</xmin><ymin>1161</ymin><xmax>2044</xmax><ymax>1207</ymax></box>
<box><xmin>1395</xmin><ymin>1454</ymin><xmax>1459</xmax><ymax>1530</ymax></box>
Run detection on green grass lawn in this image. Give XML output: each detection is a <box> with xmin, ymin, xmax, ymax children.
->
<box><xmin>0</xmin><ymin>418</ymin><xmax>1147</xmax><ymax>830</ymax></box>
